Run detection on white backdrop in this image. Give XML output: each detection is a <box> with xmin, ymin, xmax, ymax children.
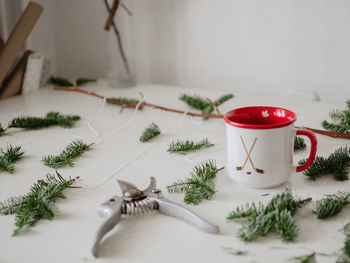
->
<box><xmin>2</xmin><ymin>0</ymin><xmax>350</xmax><ymax>102</ymax></box>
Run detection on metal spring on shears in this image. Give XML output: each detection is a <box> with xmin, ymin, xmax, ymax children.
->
<box><xmin>121</xmin><ymin>197</ymin><xmax>159</xmax><ymax>215</ymax></box>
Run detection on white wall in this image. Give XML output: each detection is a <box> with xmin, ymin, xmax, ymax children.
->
<box><xmin>130</xmin><ymin>0</ymin><xmax>350</xmax><ymax>102</ymax></box>
<box><xmin>3</xmin><ymin>0</ymin><xmax>350</xmax><ymax>102</ymax></box>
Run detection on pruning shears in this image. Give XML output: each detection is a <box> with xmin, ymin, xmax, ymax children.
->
<box><xmin>92</xmin><ymin>177</ymin><xmax>219</xmax><ymax>257</ymax></box>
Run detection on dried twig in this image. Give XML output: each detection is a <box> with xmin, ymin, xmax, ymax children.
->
<box><xmin>206</xmin><ymin>97</ymin><xmax>221</xmax><ymax>115</ymax></box>
<box><xmin>103</xmin><ymin>0</ymin><xmax>131</xmax><ymax>76</ymax></box>
<box><xmin>296</xmin><ymin>126</ymin><xmax>350</xmax><ymax>139</ymax></box>
<box><xmin>53</xmin><ymin>83</ymin><xmax>350</xmax><ymax>138</ymax></box>
<box><xmin>104</xmin><ymin>0</ymin><xmax>119</xmax><ymax>31</ymax></box>
<box><xmin>52</xmin><ymin>85</ymin><xmax>223</xmax><ymax>119</ymax></box>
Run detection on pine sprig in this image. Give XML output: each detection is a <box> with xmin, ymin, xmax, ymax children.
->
<box><xmin>166</xmin><ymin>160</ymin><xmax>224</xmax><ymax>205</ymax></box>
<box><xmin>108</xmin><ymin>97</ymin><xmax>143</xmax><ymax>110</ymax></box>
<box><xmin>139</xmin><ymin>122</ymin><xmax>161</xmax><ymax>142</ymax></box>
<box><xmin>180</xmin><ymin>93</ymin><xmax>234</xmax><ymax>117</ymax></box>
<box><xmin>337</xmin><ymin>223</ymin><xmax>350</xmax><ymax>263</ymax></box>
<box><xmin>0</xmin><ymin>172</ymin><xmax>78</xmax><ymax>235</ymax></box>
<box><xmin>299</xmin><ymin>147</ymin><xmax>350</xmax><ymax>181</ymax></box>
<box><xmin>294</xmin><ymin>136</ymin><xmax>306</xmax><ymax>150</ymax></box>
<box><xmin>167</xmin><ymin>138</ymin><xmax>214</xmax><ymax>154</ymax></box>
<box><xmin>226</xmin><ymin>188</ymin><xmax>310</xmax><ymax>242</ymax></box>
<box><xmin>274</xmin><ymin>210</ymin><xmax>299</xmax><ymax>242</ymax></box>
<box><xmin>214</xmin><ymin>94</ymin><xmax>234</xmax><ymax>106</ymax></box>
<box><xmin>49</xmin><ymin>76</ymin><xmax>96</xmax><ymax>87</ymax></box>
<box><xmin>0</xmin><ymin>146</ymin><xmax>24</xmax><ymax>174</ymax></box>
<box><xmin>322</xmin><ymin>100</ymin><xmax>350</xmax><ymax>134</ymax></box>
<box><xmin>42</xmin><ymin>140</ymin><xmax>93</xmax><ymax>169</ymax></box>
<box><xmin>315</xmin><ymin>192</ymin><xmax>350</xmax><ymax>219</ymax></box>
<box><xmin>1</xmin><ymin>112</ymin><xmax>80</xmax><ymax>136</ymax></box>
<box><xmin>44</xmin><ymin>112</ymin><xmax>80</xmax><ymax>128</ymax></box>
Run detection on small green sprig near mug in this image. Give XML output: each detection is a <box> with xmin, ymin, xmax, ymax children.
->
<box><xmin>180</xmin><ymin>93</ymin><xmax>233</xmax><ymax>119</ymax></box>
<box><xmin>299</xmin><ymin>147</ymin><xmax>350</xmax><ymax>181</ymax></box>
<box><xmin>167</xmin><ymin>138</ymin><xmax>214</xmax><ymax>155</ymax></box>
<box><xmin>167</xmin><ymin>160</ymin><xmax>224</xmax><ymax>205</ymax></box>
<box><xmin>226</xmin><ymin>188</ymin><xmax>311</xmax><ymax>242</ymax></box>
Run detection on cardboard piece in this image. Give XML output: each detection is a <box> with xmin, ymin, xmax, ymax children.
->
<box><xmin>0</xmin><ymin>50</ymin><xmax>33</xmax><ymax>100</ymax></box>
<box><xmin>0</xmin><ymin>2</ymin><xmax>43</xmax><ymax>87</ymax></box>
<box><xmin>0</xmin><ymin>36</ymin><xmax>4</xmax><ymax>51</ymax></box>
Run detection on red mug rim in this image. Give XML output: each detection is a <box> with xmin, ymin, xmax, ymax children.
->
<box><xmin>224</xmin><ymin>106</ymin><xmax>297</xmax><ymax>129</ymax></box>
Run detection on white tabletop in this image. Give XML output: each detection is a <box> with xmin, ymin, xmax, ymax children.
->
<box><xmin>0</xmin><ymin>81</ymin><xmax>348</xmax><ymax>263</ymax></box>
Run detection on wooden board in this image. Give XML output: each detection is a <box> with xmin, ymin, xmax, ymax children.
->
<box><xmin>0</xmin><ymin>50</ymin><xmax>33</xmax><ymax>99</ymax></box>
<box><xmin>0</xmin><ymin>2</ymin><xmax>43</xmax><ymax>87</ymax></box>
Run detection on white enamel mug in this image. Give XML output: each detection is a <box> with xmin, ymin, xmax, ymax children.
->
<box><xmin>224</xmin><ymin>106</ymin><xmax>317</xmax><ymax>189</ymax></box>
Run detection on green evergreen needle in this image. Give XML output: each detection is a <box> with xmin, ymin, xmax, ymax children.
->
<box><xmin>337</xmin><ymin>223</ymin><xmax>350</xmax><ymax>263</ymax></box>
<box><xmin>214</xmin><ymin>94</ymin><xmax>234</xmax><ymax>106</ymax></box>
<box><xmin>0</xmin><ymin>172</ymin><xmax>78</xmax><ymax>235</ymax></box>
<box><xmin>315</xmin><ymin>192</ymin><xmax>350</xmax><ymax>219</ymax></box>
<box><xmin>49</xmin><ymin>76</ymin><xmax>96</xmax><ymax>87</ymax></box>
<box><xmin>299</xmin><ymin>147</ymin><xmax>350</xmax><ymax>181</ymax></box>
<box><xmin>108</xmin><ymin>97</ymin><xmax>143</xmax><ymax>110</ymax></box>
<box><xmin>6</xmin><ymin>112</ymin><xmax>80</xmax><ymax>132</ymax></box>
<box><xmin>180</xmin><ymin>93</ymin><xmax>234</xmax><ymax>119</ymax></box>
<box><xmin>0</xmin><ymin>146</ymin><xmax>24</xmax><ymax>174</ymax></box>
<box><xmin>167</xmin><ymin>138</ymin><xmax>214</xmax><ymax>154</ymax></box>
<box><xmin>322</xmin><ymin>100</ymin><xmax>350</xmax><ymax>134</ymax></box>
<box><xmin>166</xmin><ymin>160</ymin><xmax>224</xmax><ymax>205</ymax></box>
<box><xmin>227</xmin><ymin>188</ymin><xmax>311</xmax><ymax>242</ymax></box>
<box><xmin>139</xmin><ymin>122</ymin><xmax>161</xmax><ymax>142</ymax></box>
<box><xmin>42</xmin><ymin>140</ymin><xmax>93</xmax><ymax>169</ymax></box>
<box><xmin>294</xmin><ymin>136</ymin><xmax>306</xmax><ymax>150</ymax></box>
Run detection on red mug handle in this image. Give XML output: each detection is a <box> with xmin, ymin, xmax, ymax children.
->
<box><xmin>295</xmin><ymin>129</ymin><xmax>317</xmax><ymax>172</ymax></box>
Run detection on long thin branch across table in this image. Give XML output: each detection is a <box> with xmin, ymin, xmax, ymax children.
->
<box><xmin>53</xmin><ymin>84</ymin><xmax>350</xmax><ymax>139</ymax></box>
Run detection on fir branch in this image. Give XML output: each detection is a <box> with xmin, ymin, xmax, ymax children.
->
<box><xmin>294</xmin><ymin>136</ymin><xmax>306</xmax><ymax>150</ymax></box>
<box><xmin>167</xmin><ymin>138</ymin><xmax>214</xmax><ymax>155</ymax></box>
<box><xmin>8</xmin><ymin>116</ymin><xmax>55</xmax><ymax>129</ymax></box>
<box><xmin>274</xmin><ymin>210</ymin><xmax>299</xmax><ymax>242</ymax></box>
<box><xmin>322</xmin><ymin>100</ymin><xmax>350</xmax><ymax>134</ymax></box>
<box><xmin>0</xmin><ymin>146</ymin><xmax>24</xmax><ymax>174</ymax></box>
<box><xmin>299</xmin><ymin>147</ymin><xmax>350</xmax><ymax>181</ymax></box>
<box><xmin>226</xmin><ymin>202</ymin><xmax>261</xmax><ymax>220</ymax></box>
<box><xmin>44</xmin><ymin>112</ymin><xmax>81</xmax><ymax>128</ymax></box>
<box><xmin>166</xmin><ymin>160</ymin><xmax>224</xmax><ymax>205</ymax></box>
<box><xmin>337</xmin><ymin>223</ymin><xmax>350</xmax><ymax>263</ymax></box>
<box><xmin>226</xmin><ymin>188</ymin><xmax>311</xmax><ymax>242</ymax></box>
<box><xmin>290</xmin><ymin>252</ymin><xmax>316</xmax><ymax>263</ymax></box>
<box><xmin>139</xmin><ymin>122</ymin><xmax>161</xmax><ymax>142</ymax></box>
<box><xmin>2</xmin><ymin>112</ymin><xmax>80</xmax><ymax>137</ymax></box>
<box><xmin>180</xmin><ymin>94</ymin><xmax>209</xmax><ymax>111</ymax></box>
<box><xmin>180</xmin><ymin>93</ymin><xmax>234</xmax><ymax>117</ymax></box>
<box><xmin>108</xmin><ymin>97</ymin><xmax>143</xmax><ymax>110</ymax></box>
<box><xmin>237</xmin><ymin>211</ymin><xmax>276</xmax><ymax>241</ymax></box>
<box><xmin>214</xmin><ymin>94</ymin><xmax>234</xmax><ymax>106</ymax></box>
<box><xmin>42</xmin><ymin>140</ymin><xmax>93</xmax><ymax>169</ymax></box>
<box><xmin>0</xmin><ymin>172</ymin><xmax>78</xmax><ymax>235</ymax></box>
<box><xmin>49</xmin><ymin>76</ymin><xmax>96</xmax><ymax>87</ymax></box>
<box><xmin>315</xmin><ymin>192</ymin><xmax>350</xmax><ymax>219</ymax></box>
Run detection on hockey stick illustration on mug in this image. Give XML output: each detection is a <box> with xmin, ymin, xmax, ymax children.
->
<box><xmin>236</xmin><ymin>136</ymin><xmax>264</xmax><ymax>174</ymax></box>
